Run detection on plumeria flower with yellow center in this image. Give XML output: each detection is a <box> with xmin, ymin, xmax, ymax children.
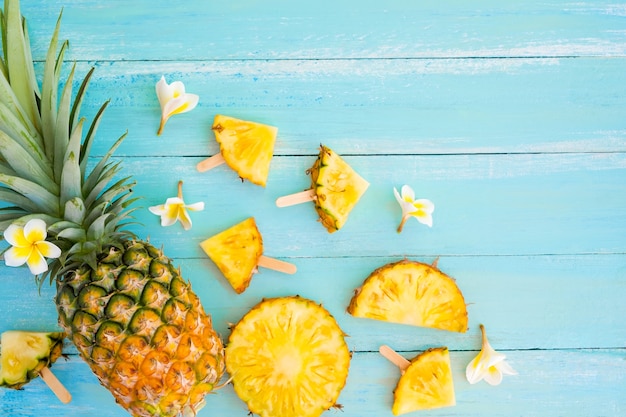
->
<box><xmin>155</xmin><ymin>75</ymin><xmax>199</xmax><ymax>135</ymax></box>
<box><xmin>3</xmin><ymin>218</ymin><xmax>61</xmax><ymax>275</ymax></box>
<box><xmin>149</xmin><ymin>181</ymin><xmax>204</xmax><ymax>230</ymax></box>
<box><xmin>393</xmin><ymin>185</ymin><xmax>434</xmax><ymax>233</ymax></box>
<box><xmin>466</xmin><ymin>324</ymin><xmax>518</xmax><ymax>386</ymax></box>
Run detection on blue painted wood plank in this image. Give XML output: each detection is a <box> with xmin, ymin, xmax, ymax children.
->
<box><xmin>62</xmin><ymin>57</ymin><xmax>626</xmax><ymax>157</ymax></box>
<box><xmin>80</xmin><ymin>153</ymin><xmax>626</xmax><ymax>258</ymax></box>
<box><xmin>1</xmin><ymin>349</ymin><xmax>624</xmax><ymax>416</ymax></box>
<box><xmin>2</xmin><ymin>254</ymin><xmax>624</xmax><ymax>351</ymax></box>
<box><xmin>19</xmin><ymin>0</ymin><xmax>626</xmax><ymax>61</ymax></box>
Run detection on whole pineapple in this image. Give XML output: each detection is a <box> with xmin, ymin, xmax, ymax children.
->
<box><xmin>0</xmin><ymin>1</ymin><xmax>225</xmax><ymax>416</ymax></box>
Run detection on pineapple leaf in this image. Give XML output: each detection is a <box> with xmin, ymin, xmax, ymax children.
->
<box><xmin>84</xmin><ymin>161</ymin><xmax>123</xmax><ymax>208</ymax></box>
<box><xmin>0</xmin><ymin>130</ymin><xmax>58</xmax><ymax>192</ymax></box>
<box><xmin>79</xmin><ymin>99</ymin><xmax>109</xmax><ymax>179</ymax></box>
<box><xmin>82</xmin><ymin>130</ymin><xmax>126</xmax><ymax>193</ymax></box>
<box><xmin>86</xmin><ymin>213</ymin><xmax>111</xmax><ymax>241</ymax></box>
<box><xmin>0</xmin><ymin>68</ymin><xmax>41</xmax><ymax>143</ymax></box>
<box><xmin>57</xmin><ymin>227</ymin><xmax>86</xmax><ymax>241</ymax></box>
<box><xmin>4</xmin><ymin>0</ymin><xmax>40</xmax><ymax>130</ymax></box>
<box><xmin>69</xmin><ymin>66</ymin><xmax>94</xmax><ymax>135</ymax></box>
<box><xmin>63</xmin><ymin>196</ymin><xmax>86</xmax><ymax>224</ymax></box>
<box><xmin>48</xmin><ymin>220</ymin><xmax>80</xmax><ymax>234</ymax></box>
<box><xmin>92</xmin><ymin>177</ymin><xmax>134</xmax><ymax>210</ymax></box>
<box><xmin>0</xmin><ymin>187</ymin><xmax>40</xmax><ymax>212</ymax></box>
<box><xmin>41</xmin><ymin>9</ymin><xmax>65</xmax><ymax>157</ymax></box>
<box><xmin>0</xmin><ymin>173</ymin><xmax>59</xmax><ymax>214</ymax></box>
<box><xmin>53</xmin><ymin>62</ymin><xmax>76</xmax><ymax>182</ymax></box>
<box><xmin>0</xmin><ymin>101</ymin><xmax>46</xmax><ymax>162</ymax></box>
<box><xmin>60</xmin><ymin>118</ymin><xmax>84</xmax><ymax>206</ymax></box>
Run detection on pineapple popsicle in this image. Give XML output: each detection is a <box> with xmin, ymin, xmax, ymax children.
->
<box><xmin>276</xmin><ymin>144</ymin><xmax>369</xmax><ymax>233</ymax></box>
<box><xmin>199</xmin><ymin>217</ymin><xmax>296</xmax><ymax>294</ymax></box>
<box><xmin>379</xmin><ymin>345</ymin><xmax>456</xmax><ymax>415</ymax></box>
<box><xmin>196</xmin><ymin>115</ymin><xmax>278</xmax><ymax>187</ymax></box>
<box><xmin>0</xmin><ymin>331</ymin><xmax>71</xmax><ymax>404</ymax></box>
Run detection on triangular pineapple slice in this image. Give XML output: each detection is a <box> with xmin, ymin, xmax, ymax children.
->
<box><xmin>308</xmin><ymin>145</ymin><xmax>369</xmax><ymax>233</ymax></box>
<box><xmin>0</xmin><ymin>331</ymin><xmax>65</xmax><ymax>389</ymax></box>
<box><xmin>392</xmin><ymin>347</ymin><xmax>456</xmax><ymax>415</ymax></box>
<box><xmin>225</xmin><ymin>296</ymin><xmax>351</xmax><ymax>417</ymax></box>
<box><xmin>199</xmin><ymin>217</ymin><xmax>263</xmax><ymax>293</ymax></box>
<box><xmin>212</xmin><ymin>114</ymin><xmax>277</xmax><ymax>186</ymax></box>
<box><xmin>348</xmin><ymin>260</ymin><xmax>468</xmax><ymax>332</ymax></box>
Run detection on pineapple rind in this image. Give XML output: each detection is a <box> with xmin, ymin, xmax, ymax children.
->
<box><xmin>348</xmin><ymin>260</ymin><xmax>468</xmax><ymax>333</ymax></box>
<box><xmin>309</xmin><ymin>145</ymin><xmax>369</xmax><ymax>233</ymax></box>
<box><xmin>392</xmin><ymin>347</ymin><xmax>456</xmax><ymax>415</ymax></box>
<box><xmin>226</xmin><ymin>296</ymin><xmax>351</xmax><ymax>417</ymax></box>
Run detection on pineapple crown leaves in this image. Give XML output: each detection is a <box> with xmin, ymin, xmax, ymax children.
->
<box><xmin>0</xmin><ymin>0</ymin><xmax>138</xmax><ymax>284</ymax></box>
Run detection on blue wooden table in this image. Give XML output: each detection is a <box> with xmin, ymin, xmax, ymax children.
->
<box><xmin>1</xmin><ymin>1</ymin><xmax>625</xmax><ymax>416</ymax></box>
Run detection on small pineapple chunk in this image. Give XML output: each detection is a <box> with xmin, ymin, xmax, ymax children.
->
<box><xmin>309</xmin><ymin>145</ymin><xmax>369</xmax><ymax>233</ymax></box>
<box><xmin>348</xmin><ymin>260</ymin><xmax>468</xmax><ymax>332</ymax></box>
<box><xmin>212</xmin><ymin>114</ymin><xmax>277</xmax><ymax>186</ymax></box>
<box><xmin>225</xmin><ymin>296</ymin><xmax>351</xmax><ymax>417</ymax></box>
<box><xmin>0</xmin><ymin>331</ymin><xmax>65</xmax><ymax>389</ymax></box>
<box><xmin>199</xmin><ymin>217</ymin><xmax>263</xmax><ymax>293</ymax></box>
<box><xmin>392</xmin><ymin>347</ymin><xmax>456</xmax><ymax>415</ymax></box>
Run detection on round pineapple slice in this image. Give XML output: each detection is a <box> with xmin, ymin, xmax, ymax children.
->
<box><xmin>226</xmin><ymin>296</ymin><xmax>351</xmax><ymax>417</ymax></box>
<box><xmin>348</xmin><ymin>260</ymin><xmax>468</xmax><ymax>332</ymax></box>
<box><xmin>392</xmin><ymin>347</ymin><xmax>456</xmax><ymax>415</ymax></box>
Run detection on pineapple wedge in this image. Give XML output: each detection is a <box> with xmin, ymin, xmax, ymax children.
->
<box><xmin>392</xmin><ymin>347</ymin><xmax>456</xmax><ymax>415</ymax></box>
<box><xmin>199</xmin><ymin>217</ymin><xmax>263</xmax><ymax>293</ymax></box>
<box><xmin>0</xmin><ymin>331</ymin><xmax>65</xmax><ymax>389</ymax></box>
<box><xmin>225</xmin><ymin>296</ymin><xmax>351</xmax><ymax>417</ymax></box>
<box><xmin>308</xmin><ymin>145</ymin><xmax>369</xmax><ymax>233</ymax></box>
<box><xmin>212</xmin><ymin>114</ymin><xmax>277</xmax><ymax>186</ymax></box>
<box><xmin>348</xmin><ymin>260</ymin><xmax>468</xmax><ymax>332</ymax></box>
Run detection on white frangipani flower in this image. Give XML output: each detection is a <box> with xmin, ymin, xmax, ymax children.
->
<box><xmin>466</xmin><ymin>324</ymin><xmax>518</xmax><ymax>386</ymax></box>
<box><xmin>3</xmin><ymin>219</ymin><xmax>61</xmax><ymax>275</ymax></box>
<box><xmin>149</xmin><ymin>181</ymin><xmax>204</xmax><ymax>230</ymax></box>
<box><xmin>393</xmin><ymin>185</ymin><xmax>434</xmax><ymax>233</ymax></box>
<box><xmin>155</xmin><ymin>76</ymin><xmax>199</xmax><ymax>135</ymax></box>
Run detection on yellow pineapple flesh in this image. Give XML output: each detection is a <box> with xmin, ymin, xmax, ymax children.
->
<box><xmin>212</xmin><ymin>114</ymin><xmax>277</xmax><ymax>186</ymax></box>
<box><xmin>199</xmin><ymin>217</ymin><xmax>263</xmax><ymax>294</ymax></box>
<box><xmin>308</xmin><ymin>145</ymin><xmax>369</xmax><ymax>233</ymax></box>
<box><xmin>392</xmin><ymin>347</ymin><xmax>456</xmax><ymax>415</ymax></box>
<box><xmin>348</xmin><ymin>260</ymin><xmax>468</xmax><ymax>332</ymax></box>
<box><xmin>0</xmin><ymin>331</ymin><xmax>65</xmax><ymax>389</ymax></box>
<box><xmin>225</xmin><ymin>296</ymin><xmax>351</xmax><ymax>417</ymax></box>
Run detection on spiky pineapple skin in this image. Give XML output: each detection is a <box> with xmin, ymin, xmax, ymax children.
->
<box><xmin>55</xmin><ymin>240</ymin><xmax>225</xmax><ymax>417</ymax></box>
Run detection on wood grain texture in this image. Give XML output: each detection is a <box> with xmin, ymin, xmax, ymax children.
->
<box><xmin>1</xmin><ymin>0</ymin><xmax>625</xmax><ymax>416</ymax></box>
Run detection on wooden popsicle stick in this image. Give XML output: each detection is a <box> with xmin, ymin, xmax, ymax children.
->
<box><xmin>379</xmin><ymin>345</ymin><xmax>411</xmax><ymax>373</ymax></box>
<box><xmin>40</xmin><ymin>366</ymin><xmax>72</xmax><ymax>404</ymax></box>
<box><xmin>196</xmin><ymin>153</ymin><xmax>226</xmax><ymax>172</ymax></box>
<box><xmin>276</xmin><ymin>189</ymin><xmax>315</xmax><ymax>208</ymax></box>
<box><xmin>258</xmin><ymin>255</ymin><xmax>297</xmax><ymax>274</ymax></box>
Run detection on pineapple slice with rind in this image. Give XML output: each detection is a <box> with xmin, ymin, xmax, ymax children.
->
<box><xmin>225</xmin><ymin>296</ymin><xmax>351</xmax><ymax>417</ymax></box>
<box><xmin>348</xmin><ymin>260</ymin><xmax>468</xmax><ymax>332</ymax></box>
<box><xmin>392</xmin><ymin>347</ymin><xmax>456</xmax><ymax>415</ymax></box>
<box><xmin>308</xmin><ymin>145</ymin><xmax>369</xmax><ymax>233</ymax></box>
<box><xmin>212</xmin><ymin>114</ymin><xmax>277</xmax><ymax>186</ymax></box>
<box><xmin>0</xmin><ymin>331</ymin><xmax>65</xmax><ymax>389</ymax></box>
<box><xmin>199</xmin><ymin>217</ymin><xmax>263</xmax><ymax>293</ymax></box>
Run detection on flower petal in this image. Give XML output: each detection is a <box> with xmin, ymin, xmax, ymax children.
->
<box><xmin>3</xmin><ymin>246</ymin><xmax>31</xmax><ymax>267</ymax></box>
<box><xmin>483</xmin><ymin>366</ymin><xmax>504</xmax><ymax>386</ymax></box>
<box><xmin>26</xmin><ymin>249</ymin><xmax>49</xmax><ymax>275</ymax></box>
<box><xmin>465</xmin><ymin>355</ymin><xmax>485</xmax><ymax>384</ymax></box>
<box><xmin>497</xmin><ymin>359</ymin><xmax>518</xmax><ymax>376</ymax></box>
<box><xmin>185</xmin><ymin>201</ymin><xmax>205</xmax><ymax>212</ymax></box>
<box><xmin>36</xmin><ymin>241</ymin><xmax>61</xmax><ymax>259</ymax></box>
<box><xmin>178</xmin><ymin>207</ymin><xmax>193</xmax><ymax>231</ymax></box>
<box><xmin>3</xmin><ymin>224</ymin><xmax>28</xmax><ymax>247</ymax></box>
<box><xmin>149</xmin><ymin>204</ymin><xmax>167</xmax><ymax>216</ymax></box>
<box><xmin>400</xmin><ymin>184</ymin><xmax>415</xmax><ymax>201</ymax></box>
<box><xmin>156</xmin><ymin>76</ymin><xmax>174</xmax><ymax>106</ymax></box>
<box><xmin>24</xmin><ymin>218</ymin><xmax>47</xmax><ymax>242</ymax></box>
<box><xmin>162</xmin><ymin>94</ymin><xmax>199</xmax><ymax>119</ymax></box>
